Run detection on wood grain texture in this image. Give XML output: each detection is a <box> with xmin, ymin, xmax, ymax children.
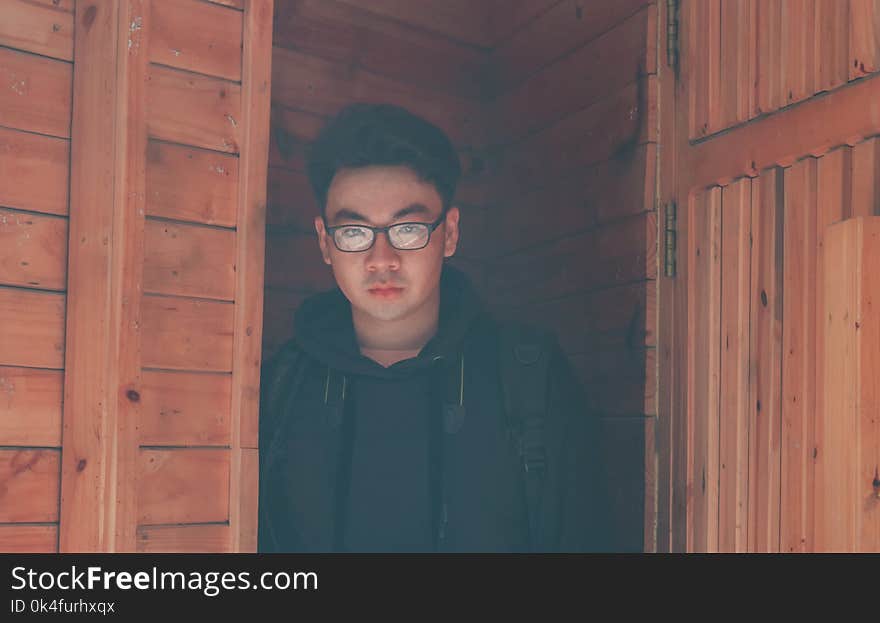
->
<box><xmin>136</xmin><ymin>523</ymin><xmax>231</xmax><ymax>552</ymax></box>
<box><xmin>819</xmin><ymin>217</ymin><xmax>880</xmax><ymax>551</ymax></box>
<box><xmin>0</xmin><ymin>127</ymin><xmax>69</xmax><ymax>217</ymax></box>
<box><xmin>0</xmin><ymin>0</ymin><xmax>74</xmax><ymax>61</ymax></box>
<box><xmin>755</xmin><ymin>0</ymin><xmax>783</xmax><ymax>117</ymax></box>
<box><xmin>0</xmin><ymin>524</ymin><xmax>57</xmax><ymax>553</ymax></box>
<box><xmin>852</xmin><ymin>136</ymin><xmax>880</xmax><ymax>217</ymax></box>
<box><xmin>781</xmin><ymin>157</ymin><xmax>819</xmax><ymax>552</ymax></box>
<box><xmin>690</xmin><ymin>0</ymin><xmax>721</xmax><ymax>138</ymax></box>
<box><xmin>139</xmin><ymin>370</ymin><xmax>232</xmax><ymax>446</ymax></box>
<box><xmin>0</xmin><ymin>287</ymin><xmax>65</xmax><ymax>369</ymax></box>
<box><xmin>59</xmin><ymin>0</ymin><xmax>147</xmax><ymax>553</ymax></box>
<box><xmin>150</xmin><ymin>0</ymin><xmax>243</xmax><ymax>81</ymax></box>
<box><xmin>143</xmin><ymin>219</ymin><xmax>236</xmax><ymax>301</ymax></box>
<box><xmin>145</xmin><ymin>140</ymin><xmax>239</xmax><ymax>227</ymax></box>
<box><xmin>747</xmin><ymin>168</ymin><xmax>784</xmax><ymax>553</ymax></box>
<box><xmin>493</xmin><ymin>5</ymin><xmax>652</xmax><ymax>144</ymax></box>
<box><xmin>146</xmin><ymin>64</ymin><xmax>242</xmax><ymax>153</ymax></box>
<box><xmin>138</xmin><ymin>449</ymin><xmax>230</xmax><ymax>525</ymax></box>
<box><xmin>266</xmin><ymin>166</ymin><xmax>321</xmax><ymax>231</ymax></box>
<box><xmin>490</xmin><ymin>0</ymin><xmax>651</xmax><ymax>96</ymax></box>
<box><xmin>273</xmin><ymin>0</ymin><xmax>490</xmax><ymax>99</ymax></box>
<box><xmin>0</xmin><ymin>209</ymin><xmax>67</xmax><ymax>291</ymax></box>
<box><xmin>718</xmin><ymin>177</ymin><xmax>751</xmax><ymax>552</ymax></box>
<box><xmin>849</xmin><ymin>0</ymin><xmax>880</xmax><ymax>79</ymax></box>
<box><xmin>264</xmin><ymin>231</ymin><xmax>335</xmax><ymax>292</ymax></box>
<box><xmin>0</xmin><ymin>449</ymin><xmax>60</xmax><ymax>522</ymax></box>
<box><xmin>0</xmin><ymin>46</ymin><xmax>72</xmax><ymax>138</ymax></box>
<box><xmin>687</xmin><ymin>188</ymin><xmax>722</xmax><ymax>552</ymax></box>
<box><xmin>141</xmin><ymin>295</ymin><xmax>235</xmax><ymax>372</ymax></box>
<box><xmin>0</xmin><ymin>366</ymin><xmax>63</xmax><ymax>447</ymax></box>
<box><xmin>814</xmin><ymin>0</ymin><xmax>850</xmax><ymax>93</ymax></box>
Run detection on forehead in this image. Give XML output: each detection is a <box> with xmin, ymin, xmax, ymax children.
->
<box><xmin>325</xmin><ymin>165</ymin><xmax>442</xmax><ymax>223</ymax></box>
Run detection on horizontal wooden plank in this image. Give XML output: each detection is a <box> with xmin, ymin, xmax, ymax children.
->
<box><xmin>138</xmin><ymin>448</ymin><xmax>230</xmax><ymax>525</ymax></box>
<box><xmin>0</xmin><ymin>46</ymin><xmax>72</xmax><ymax>137</ymax></box>
<box><xmin>136</xmin><ymin>523</ymin><xmax>231</xmax><ymax>552</ymax></box>
<box><xmin>146</xmin><ymin>64</ymin><xmax>242</xmax><ymax>153</ymax></box>
<box><xmin>264</xmin><ymin>232</ymin><xmax>335</xmax><ymax>292</ymax></box>
<box><xmin>146</xmin><ymin>140</ymin><xmax>239</xmax><ymax>227</ymax></box>
<box><xmin>0</xmin><ymin>449</ymin><xmax>60</xmax><ymax>522</ymax></box>
<box><xmin>682</xmin><ymin>68</ymin><xmax>880</xmax><ymax>191</ymax></box>
<box><xmin>492</xmin><ymin>0</ymin><xmax>651</xmax><ymax>95</ymax></box>
<box><xmin>0</xmin><ymin>287</ymin><xmax>65</xmax><ymax>369</ymax></box>
<box><xmin>505</xmin><ymin>280</ymin><xmax>656</xmax><ymax>354</ymax></box>
<box><xmin>140</xmin><ymin>370</ymin><xmax>232</xmax><ymax>446</ymax></box>
<box><xmin>267</xmin><ymin>167</ymin><xmax>320</xmax><ymax>230</ymax></box>
<box><xmin>0</xmin><ymin>208</ymin><xmax>67</xmax><ymax>290</ymax></box>
<box><xmin>489</xmin><ymin>143</ymin><xmax>655</xmax><ymax>255</ymax></box>
<box><xmin>487</xmin><ymin>211</ymin><xmax>657</xmax><ymax>307</ymax></box>
<box><xmin>489</xmin><ymin>76</ymin><xmax>655</xmax><ymax>183</ymax></box>
<box><xmin>271</xmin><ymin>46</ymin><xmax>486</xmax><ymax>148</ymax></box>
<box><xmin>141</xmin><ymin>295</ymin><xmax>234</xmax><ymax>372</ymax></box>
<box><xmin>150</xmin><ymin>0</ymin><xmax>243</xmax><ymax>82</ymax></box>
<box><xmin>0</xmin><ymin>524</ymin><xmax>57</xmax><ymax>552</ymax></box>
<box><xmin>143</xmin><ymin>219</ymin><xmax>236</xmax><ymax>300</ymax></box>
<box><xmin>268</xmin><ymin>105</ymin><xmax>326</xmax><ymax>171</ymax></box>
<box><xmin>334</xmin><ymin>0</ymin><xmax>491</xmax><ymax>48</ymax></box>
<box><xmin>0</xmin><ymin>366</ymin><xmax>62</xmax><ymax>447</ymax></box>
<box><xmin>274</xmin><ymin>0</ymin><xmax>490</xmax><ymax>99</ymax></box>
<box><xmin>571</xmin><ymin>348</ymin><xmax>657</xmax><ymax>417</ymax></box>
<box><xmin>492</xmin><ymin>6</ymin><xmax>652</xmax><ymax>144</ymax></box>
<box><xmin>0</xmin><ymin>0</ymin><xmax>74</xmax><ymax>61</ymax></box>
<box><xmin>485</xmin><ymin>0</ymin><xmax>560</xmax><ymax>47</ymax></box>
<box><xmin>0</xmin><ymin>127</ymin><xmax>69</xmax><ymax>216</ymax></box>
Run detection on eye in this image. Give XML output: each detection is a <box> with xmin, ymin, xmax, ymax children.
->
<box><xmin>399</xmin><ymin>224</ymin><xmax>417</xmax><ymax>234</ymax></box>
<box><xmin>340</xmin><ymin>226</ymin><xmax>367</xmax><ymax>238</ymax></box>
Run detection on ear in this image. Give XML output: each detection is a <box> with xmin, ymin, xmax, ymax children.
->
<box><xmin>442</xmin><ymin>206</ymin><xmax>460</xmax><ymax>258</ymax></box>
<box><xmin>314</xmin><ymin>215</ymin><xmax>332</xmax><ymax>265</ymax></box>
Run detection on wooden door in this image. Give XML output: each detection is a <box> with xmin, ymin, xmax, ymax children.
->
<box><xmin>656</xmin><ymin>0</ymin><xmax>880</xmax><ymax>552</ymax></box>
<box><xmin>0</xmin><ymin>0</ymin><xmax>273</xmax><ymax>552</ymax></box>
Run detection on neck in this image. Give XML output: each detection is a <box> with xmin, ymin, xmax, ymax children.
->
<box><xmin>353</xmin><ymin>288</ymin><xmax>441</xmax><ymax>367</ymax></box>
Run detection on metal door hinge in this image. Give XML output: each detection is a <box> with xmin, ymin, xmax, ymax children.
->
<box><xmin>664</xmin><ymin>201</ymin><xmax>677</xmax><ymax>278</ymax></box>
<box><xmin>666</xmin><ymin>0</ymin><xmax>680</xmax><ymax>70</ymax></box>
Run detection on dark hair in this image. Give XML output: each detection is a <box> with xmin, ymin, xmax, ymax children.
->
<box><xmin>306</xmin><ymin>102</ymin><xmax>461</xmax><ymax>216</ymax></box>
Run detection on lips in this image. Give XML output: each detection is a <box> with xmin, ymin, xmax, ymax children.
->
<box><xmin>368</xmin><ymin>286</ymin><xmax>404</xmax><ymax>297</ymax></box>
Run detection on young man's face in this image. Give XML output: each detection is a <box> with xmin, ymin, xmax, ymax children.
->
<box><xmin>314</xmin><ymin>165</ymin><xmax>460</xmax><ymax>324</ymax></box>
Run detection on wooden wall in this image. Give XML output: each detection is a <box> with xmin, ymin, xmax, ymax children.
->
<box><xmin>0</xmin><ymin>0</ymin><xmax>273</xmax><ymax>552</ymax></box>
<box><xmin>660</xmin><ymin>0</ymin><xmax>880</xmax><ymax>552</ymax></box>
<box><xmin>480</xmin><ymin>0</ymin><xmax>658</xmax><ymax>552</ymax></box>
<box><xmin>0</xmin><ymin>0</ymin><xmax>75</xmax><ymax>553</ymax></box>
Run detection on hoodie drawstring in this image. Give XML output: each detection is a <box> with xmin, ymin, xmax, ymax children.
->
<box><xmin>332</xmin><ymin>371</ymin><xmax>354</xmax><ymax>552</ymax></box>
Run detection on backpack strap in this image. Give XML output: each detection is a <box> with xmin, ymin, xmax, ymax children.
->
<box><xmin>498</xmin><ymin>321</ymin><xmax>554</xmax><ymax>552</ymax></box>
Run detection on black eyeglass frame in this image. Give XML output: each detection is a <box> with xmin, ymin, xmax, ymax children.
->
<box><xmin>322</xmin><ymin>209</ymin><xmax>448</xmax><ymax>252</ymax></box>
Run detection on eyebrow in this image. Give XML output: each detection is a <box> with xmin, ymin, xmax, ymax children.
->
<box><xmin>328</xmin><ymin>203</ymin><xmax>432</xmax><ymax>225</ymax></box>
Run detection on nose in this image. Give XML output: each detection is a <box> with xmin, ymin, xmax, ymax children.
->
<box><xmin>365</xmin><ymin>229</ymin><xmax>400</xmax><ymax>272</ymax></box>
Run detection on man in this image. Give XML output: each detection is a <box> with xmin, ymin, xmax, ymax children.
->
<box><xmin>258</xmin><ymin>102</ymin><xmax>611</xmax><ymax>552</ymax></box>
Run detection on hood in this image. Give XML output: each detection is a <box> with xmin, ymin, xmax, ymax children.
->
<box><xmin>292</xmin><ymin>262</ymin><xmax>487</xmax><ymax>380</ymax></box>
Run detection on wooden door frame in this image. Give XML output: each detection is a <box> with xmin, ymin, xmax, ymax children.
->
<box><xmin>655</xmin><ymin>0</ymin><xmax>880</xmax><ymax>552</ymax></box>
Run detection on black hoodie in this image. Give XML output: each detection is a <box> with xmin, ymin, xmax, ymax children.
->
<box><xmin>258</xmin><ymin>263</ymin><xmax>610</xmax><ymax>552</ymax></box>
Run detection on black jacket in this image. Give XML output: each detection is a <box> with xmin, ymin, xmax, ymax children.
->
<box><xmin>258</xmin><ymin>263</ymin><xmax>610</xmax><ymax>552</ymax></box>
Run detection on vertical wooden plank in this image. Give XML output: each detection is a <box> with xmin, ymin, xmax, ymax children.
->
<box><xmin>819</xmin><ymin>217</ymin><xmax>880</xmax><ymax>552</ymax></box>
<box><xmin>747</xmin><ymin>168</ymin><xmax>784</xmax><ymax>553</ymax></box>
<box><xmin>229</xmin><ymin>0</ymin><xmax>273</xmax><ymax>553</ymax></box>
<box><xmin>780</xmin><ymin>157</ymin><xmax>818</xmax><ymax>552</ymax></box>
<box><xmin>852</xmin><ymin>137</ymin><xmax>880</xmax><ymax>217</ymax></box>
<box><xmin>690</xmin><ymin>0</ymin><xmax>722</xmax><ymax>138</ymax></box>
<box><xmin>849</xmin><ymin>0</ymin><xmax>880</xmax><ymax>79</ymax></box>
<box><xmin>781</xmin><ymin>0</ymin><xmax>817</xmax><ymax>105</ymax></box>
<box><xmin>814</xmin><ymin>0</ymin><xmax>851</xmax><ymax>93</ymax></box>
<box><xmin>687</xmin><ymin>188</ymin><xmax>722</xmax><ymax>552</ymax></box>
<box><xmin>59</xmin><ymin>0</ymin><xmax>147</xmax><ymax>553</ymax></box>
<box><xmin>720</xmin><ymin>0</ymin><xmax>752</xmax><ymax>129</ymax></box>
<box><xmin>812</xmin><ymin>147</ymin><xmax>850</xmax><ymax>552</ymax></box>
<box><xmin>718</xmin><ymin>178</ymin><xmax>751</xmax><ymax>552</ymax></box>
<box><xmin>755</xmin><ymin>0</ymin><xmax>783</xmax><ymax>116</ymax></box>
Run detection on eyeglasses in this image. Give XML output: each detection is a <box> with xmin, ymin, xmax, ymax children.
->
<box><xmin>323</xmin><ymin>211</ymin><xmax>446</xmax><ymax>252</ymax></box>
